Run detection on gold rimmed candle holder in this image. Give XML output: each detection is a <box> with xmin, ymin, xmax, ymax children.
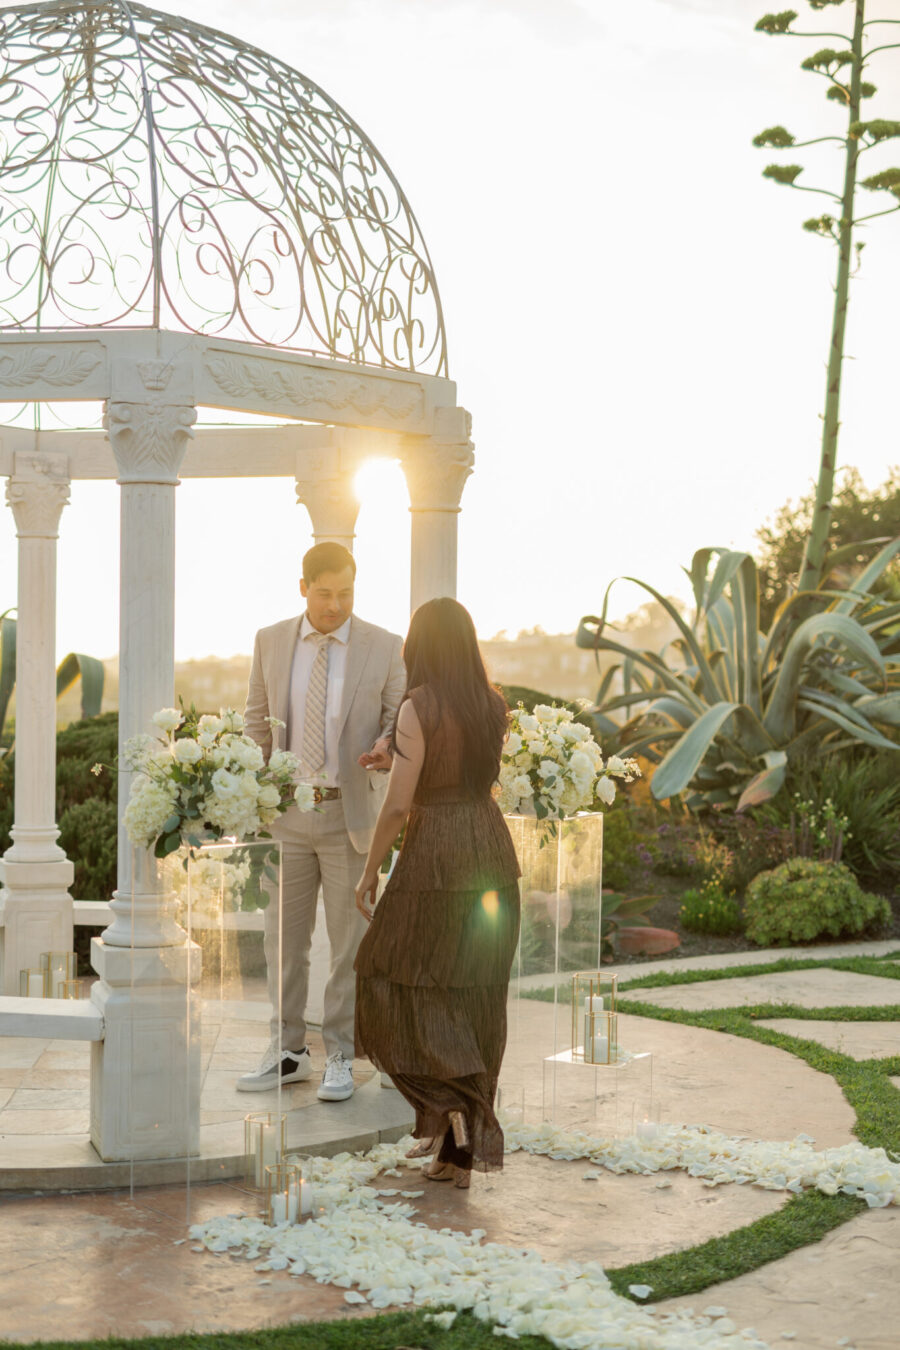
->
<box><xmin>59</xmin><ymin>978</ymin><xmax>85</xmax><ymax>999</ymax></box>
<box><xmin>264</xmin><ymin>1161</ymin><xmax>312</xmax><ymax>1225</ymax></box>
<box><xmin>40</xmin><ymin>951</ymin><xmax>77</xmax><ymax>999</ymax></box>
<box><xmin>244</xmin><ymin>1111</ymin><xmax>286</xmax><ymax>1189</ymax></box>
<box><xmin>571</xmin><ymin>972</ymin><xmax>619</xmax><ymax>1065</ymax></box>
<box><xmin>19</xmin><ymin>967</ymin><xmax>46</xmax><ymax>997</ymax></box>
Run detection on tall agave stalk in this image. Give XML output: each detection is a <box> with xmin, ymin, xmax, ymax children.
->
<box><xmin>754</xmin><ymin>1</ymin><xmax>900</xmax><ymax>596</ymax></box>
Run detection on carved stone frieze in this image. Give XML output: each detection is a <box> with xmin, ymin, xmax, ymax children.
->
<box><xmin>0</xmin><ymin>345</ymin><xmax>103</xmax><ymax>388</ymax></box>
<box><xmin>104</xmin><ymin>401</ymin><xmax>197</xmax><ymax>484</ymax></box>
<box><xmin>295</xmin><ymin>476</ymin><xmax>361</xmax><ymax>541</ymax></box>
<box><xmin>5</xmin><ymin>469</ymin><xmax>70</xmax><ymax>538</ymax></box>
<box><xmin>402</xmin><ymin>439</ymin><xmax>475</xmax><ymax>512</ymax></box>
<box><xmin>204</xmin><ymin>353</ymin><xmax>425</xmax><ymax>423</ymax></box>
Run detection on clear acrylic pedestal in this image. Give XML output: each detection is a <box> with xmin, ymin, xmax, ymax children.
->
<box><xmin>501</xmin><ymin>813</ymin><xmax>603</xmax><ymax>1122</ymax></box>
<box><xmin>541</xmin><ymin>1050</ymin><xmax>653</xmax><ymax>1137</ymax></box>
<box><xmin>119</xmin><ymin>838</ymin><xmax>283</xmax><ymax>1219</ymax></box>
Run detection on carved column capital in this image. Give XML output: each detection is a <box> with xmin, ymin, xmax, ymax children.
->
<box><xmin>401</xmin><ymin>439</ymin><xmax>474</xmax><ymax>513</ymax></box>
<box><xmin>295</xmin><ymin>474</ymin><xmax>361</xmax><ymax>544</ymax></box>
<box><xmin>5</xmin><ymin>453</ymin><xmax>70</xmax><ymax>538</ymax></box>
<box><xmin>104</xmin><ymin>401</ymin><xmax>197</xmax><ymax>484</ymax></box>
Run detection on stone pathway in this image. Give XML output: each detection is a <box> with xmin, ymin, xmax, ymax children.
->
<box><xmin>1</xmin><ymin>944</ymin><xmax>898</xmax><ymax>1347</ymax></box>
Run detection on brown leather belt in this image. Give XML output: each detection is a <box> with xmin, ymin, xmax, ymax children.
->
<box><xmin>313</xmin><ymin>786</ymin><xmax>342</xmax><ymax>804</ymax></box>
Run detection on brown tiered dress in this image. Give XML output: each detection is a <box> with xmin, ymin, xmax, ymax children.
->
<box><xmin>354</xmin><ymin>685</ymin><xmax>521</xmax><ymax>1172</ymax></box>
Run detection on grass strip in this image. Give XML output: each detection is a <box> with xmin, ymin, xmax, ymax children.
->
<box><xmin>1</xmin><ymin>1311</ymin><xmax>555</xmax><ymax>1350</ymax></box>
<box><xmin>605</xmin><ymin>1190</ymin><xmax>865</xmax><ymax>1302</ymax></box>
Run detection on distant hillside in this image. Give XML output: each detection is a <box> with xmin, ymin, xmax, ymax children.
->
<box><xmin>45</xmin><ymin>600</ymin><xmax>684</xmax><ymax>725</ymax></box>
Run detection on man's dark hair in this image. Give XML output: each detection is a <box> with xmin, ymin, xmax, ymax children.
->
<box><xmin>302</xmin><ymin>542</ymin><xmax>357</xmax><ymax>585</ymax></box>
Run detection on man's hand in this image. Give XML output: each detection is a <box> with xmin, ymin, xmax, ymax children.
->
<box><xmin>358</xmin><ymin>735</ymin><xmax>393</xmax><ymax>771</ymax></box>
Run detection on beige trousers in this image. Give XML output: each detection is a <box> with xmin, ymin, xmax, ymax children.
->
<box><xmin>266</xmin><ymin>799</ymin><xmax>368</xmax><ymax>1061</ymax></box>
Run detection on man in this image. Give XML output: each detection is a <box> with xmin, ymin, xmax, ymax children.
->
<box><xmin>238</xmin><ymin>542</ymin><xmax>405</xmax><ymax>1102</ymax></box>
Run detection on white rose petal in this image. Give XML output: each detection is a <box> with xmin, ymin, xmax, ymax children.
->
<box><xmin>294</xmin><ymin>783</ymin><xmax>317</xmax><ymax>812</ymax></box>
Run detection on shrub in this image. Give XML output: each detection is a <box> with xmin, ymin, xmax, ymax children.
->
<box><xmin>757</xmin><ymin>752</ymin><xmax>900</xmax><ymax>884</ymax></box>
<box><xmin>679</xmin><ymin>883</ymin><xmax>743</xmax><ymax>936</ymax></box>
<box><xmin>744</xmin><ymin>858</ymin><xmax>891</xmax><ymax>946</ymax></box>
<box><xmin>600</xmin><ymin>801</ymin><xmax>654</xmax><ymax>891</ymax></box>
<box><xmin>652</xmin><ymin>817</ymin><xmax>702</xmax><ymax>878</ymax></box>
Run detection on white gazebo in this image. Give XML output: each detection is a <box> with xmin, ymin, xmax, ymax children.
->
<box><xmin>0</xmin><ymin>0</ymin><xmax>474</xmax><ymax>1160</ymax></box>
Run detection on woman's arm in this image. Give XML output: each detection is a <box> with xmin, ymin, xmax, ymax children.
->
<box><xmin>355</xmin><ymin>697</ymin><xmax>425</xmax><ymax>921</ymax></box>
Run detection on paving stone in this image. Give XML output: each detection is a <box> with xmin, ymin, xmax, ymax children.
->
<box><xmin>660</xmin><ymin>1207</ymin><xmax>900</xmax><ymax>1350</ymax></box>
<box><xmin>633</xmin><ymin>969</ymin><xmax>900</xmax><ymax>1013</ymax></box>
<box><xmin>0</xmin><ymin>1109</ymin><xmax>91</xmax><ymax>1135</ymax></box>
<box><xmin>757</xmin><ymin>1019</ymin><xmax>900</xmax><ymax>1060</ymax></box>
<box><xmin>7</xmin><ymin>1088</ymin><xmax>90</xmax><ymax>1111</ymax></box>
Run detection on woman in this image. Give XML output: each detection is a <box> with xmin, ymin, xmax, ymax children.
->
<box><xmin>354</xmin><ymin>597</ymin><xmax>521</xmax><ymax>1188</ymax></box>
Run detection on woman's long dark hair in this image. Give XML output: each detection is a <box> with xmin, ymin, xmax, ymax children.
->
<box><xmin>391</xmin><ymin>597</ymin><xmax>508</xmax><ymax>794</ymax></box>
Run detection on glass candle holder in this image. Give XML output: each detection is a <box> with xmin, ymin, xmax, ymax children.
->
<box><xmin>244</xmin><ymin>1111</ymin><xmax>287</xmax><ymax>1189</ymax></box>
<box><xmin>632</xmin><ymin>1100</ymin><xmax>662</xmax><ymax>1140</ymax></box>
<box><xmin>264</xmin><ymin>1161</ymin><xmax>313</xmax><ymax>1225</ymax></box>
<box><xmin>19</xmin><ymin>968</ymin><xmax>46</xmax><ymax>998</ymax></box>
<box><xmin>59</xmin><ymin>978</ymin><xmax>85</xmax><ymax>999</ymax></box>
<box><xmin>571</xmin><ymin>972</ymin><xmax>618</xmax><ymax>1063</ymax></box>
<box><xmin>41</xmin><ymin>951</ymin><xmax>77</xmax><ymax>999</ymax></box>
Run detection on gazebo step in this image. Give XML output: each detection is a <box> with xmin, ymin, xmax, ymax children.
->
<box><xmin>0</xmin><ymin>996</ymin><xmax>104</xmax><ymax>1040</ymax></box>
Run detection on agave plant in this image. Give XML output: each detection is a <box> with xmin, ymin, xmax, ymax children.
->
<box><xmin>576</xmin><ymin>541</ymin><xmax>900</xmax><ymax>812</ymax></box>
<box><xmin>0</xmin><ymin>609</ymin><xmax>105</xmax><ymax>742</ymax></box>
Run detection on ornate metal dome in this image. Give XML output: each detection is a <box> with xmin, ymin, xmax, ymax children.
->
<box><xmin>0</xmin><ymin>0</ymin><xmax>447</xmax><ymax>374</ymax></box>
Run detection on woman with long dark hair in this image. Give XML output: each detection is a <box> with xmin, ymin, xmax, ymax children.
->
<box><xmin>354</xmin><ymin>597</ymin><xmax>520</xmax><ymax>1188</ymax></box>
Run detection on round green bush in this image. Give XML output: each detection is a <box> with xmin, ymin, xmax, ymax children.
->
<box><xmin>679</xmin><ymin>884</ymin><xmax>743</xmax><ymax>936</ymax></box>
<box><xmin>744</xmin><ymin>857</ymin><xmax>891</xmax><ymax>946</ymax></box>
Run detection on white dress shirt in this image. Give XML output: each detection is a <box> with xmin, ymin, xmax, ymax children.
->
<box><xmin>288</xmin><ymin>613</ymin><xmax>351</xmax><ymax>787</ymax></box>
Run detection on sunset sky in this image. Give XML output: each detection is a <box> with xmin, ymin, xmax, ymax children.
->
<box><xmin>1</xmin><ymin>0</ymin><xmax>898</xmax><ymax>662</ymax></box>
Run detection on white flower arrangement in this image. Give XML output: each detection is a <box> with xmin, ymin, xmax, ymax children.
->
<box><xmin>499</xmin><ymin>702</ymin><xmax>640</xmax><ymax>820</ymax></box>
<box><xmin>111</xmin><ymin>706</ymin><xmax>314</xmax><ymax>857</ymax></box>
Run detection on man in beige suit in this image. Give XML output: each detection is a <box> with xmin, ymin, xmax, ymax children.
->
<box><xmin>238</xmin><ymin>542</ymin><xmax>405</xmax><ymax>1102</ymax></box>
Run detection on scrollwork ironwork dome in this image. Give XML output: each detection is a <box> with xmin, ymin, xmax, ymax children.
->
<box><xmin>0</xmin><ymin>0</ymin><xmax>447</xmax><ymax>374</ymax></box>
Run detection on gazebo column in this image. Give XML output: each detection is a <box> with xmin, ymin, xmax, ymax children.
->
<box><xmin>295</xmin><ymin>466</ymin><xmax>361</xmax><ymax>551</ymax></box>
<box><xmin>402</xmin><ymin>408</ymin><xmax>474</xmax><ymax>611</ymax></box>
<box><xmin>0</xmin><ymin>454</ymin><xmax>73</xmax><ymax>995</ymax></box>
<box><xmin>90</xmin><ymin>364</ymin><xmax>201</xmax><ymax>1162</ymax></box>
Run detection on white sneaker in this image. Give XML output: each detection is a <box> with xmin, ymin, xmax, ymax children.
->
<box><xmin>317</xmin><ymin>1052</ymin><xmax>354</xmax><ymax>1101</ymax></box>
<box><xmin>237</xmin><ymin>1041</ymin><xmax>314</xmax><ymax>1092</ymax></box>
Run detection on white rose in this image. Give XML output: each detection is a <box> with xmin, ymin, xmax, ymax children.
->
<box><xmin>569</xmin><ymin>750</ymin><xmax>594</xmax><ymax>779</ymax></box>
<box><xmin>515</xmin><ymin>751</ymin><xmax>533</xmax><ymax>768</ymax></box>
<box><xmin>538</xmin><ymin>759</ymin><xmax>559</xmax><ymax>782</ymax></box>
<box><xmin>268</xmin><ymin>749</ymin><xmax>292</xmax><ymax>773</ymax></box>
<box><xmin>294</xmin><ymin>783</ymin><xmax>317</xmax><ymax>812</ymax></box>
<box><xmin>221</xmin><ymin>709</ymin><xmax>244</xmax><ymax>733</ymax></box>
<box><xmin>198</xmin><ymin>714</ymin><xmax>224</xmax><ymax>735</ymax></box>
<box><xmin>518</xmin><ymin>714</ymin><xmax>539</xmax><ymax>733</ymax></box>
<box><xmin>211</xmin><ymin>768</ymin><xmax>240</xmax><ymax>798</ymax></box>
<box><xmin>511</xmin><ymin>774</ymin><xmax>533</xmax><ymax>800</ymax></box>
<box><xmin>504</xmin><ymin>732</ymin><xmax>523</xmax><ymax>757</ymax></box>
<box><xmin>546</xmin><ymin>732</ymin><xmax>564</xmax><ymax>749</ymax></box>
<box><xmin>152</xmin><ymin>707</ymin><xmax>183</xmax><ymax>735</ymax></box>
<box><xmin>197</xmin><ymin>731</ymin><xmax>216</xmax><ymax>750</ymax></box>
<box><xmin>595</xmin><ymin>775</ymin><xmax>616</xmax><ymax>805</ymax></box>
<box><xmin>533</xmin><ymin>704</ymin><xmax>557</xmax><ymax>724</ymax></box>
<box><xmin>257</xmin><ymin>783</ymin><xmax>281</xmax><ymax>809</ymax></box>
<box><xmin>173</xmin><ymin>738</ymin><xmax>203</xmax><ymax>765</ymax></box>
<box><xmin>605</xmin><ymin>755</ymin><xmax>627</xmax><ymax>774</ymax></box>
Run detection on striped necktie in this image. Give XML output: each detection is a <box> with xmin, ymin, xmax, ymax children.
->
<box><xmin>302</xmin><ymin>633</ymin><xmax>332</xmax><ymax>776</ymax></box>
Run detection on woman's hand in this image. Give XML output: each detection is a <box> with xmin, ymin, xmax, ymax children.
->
<box><xmin>355</xmin><ymin>869</ymin><xmax>380</xmax><ymax>922</ymax></box>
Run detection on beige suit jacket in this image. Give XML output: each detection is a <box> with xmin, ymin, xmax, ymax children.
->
<box><xmin>244</xmin><ymin>614</ymin><xmax>405</xmax><ymax>853</ymax></box>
